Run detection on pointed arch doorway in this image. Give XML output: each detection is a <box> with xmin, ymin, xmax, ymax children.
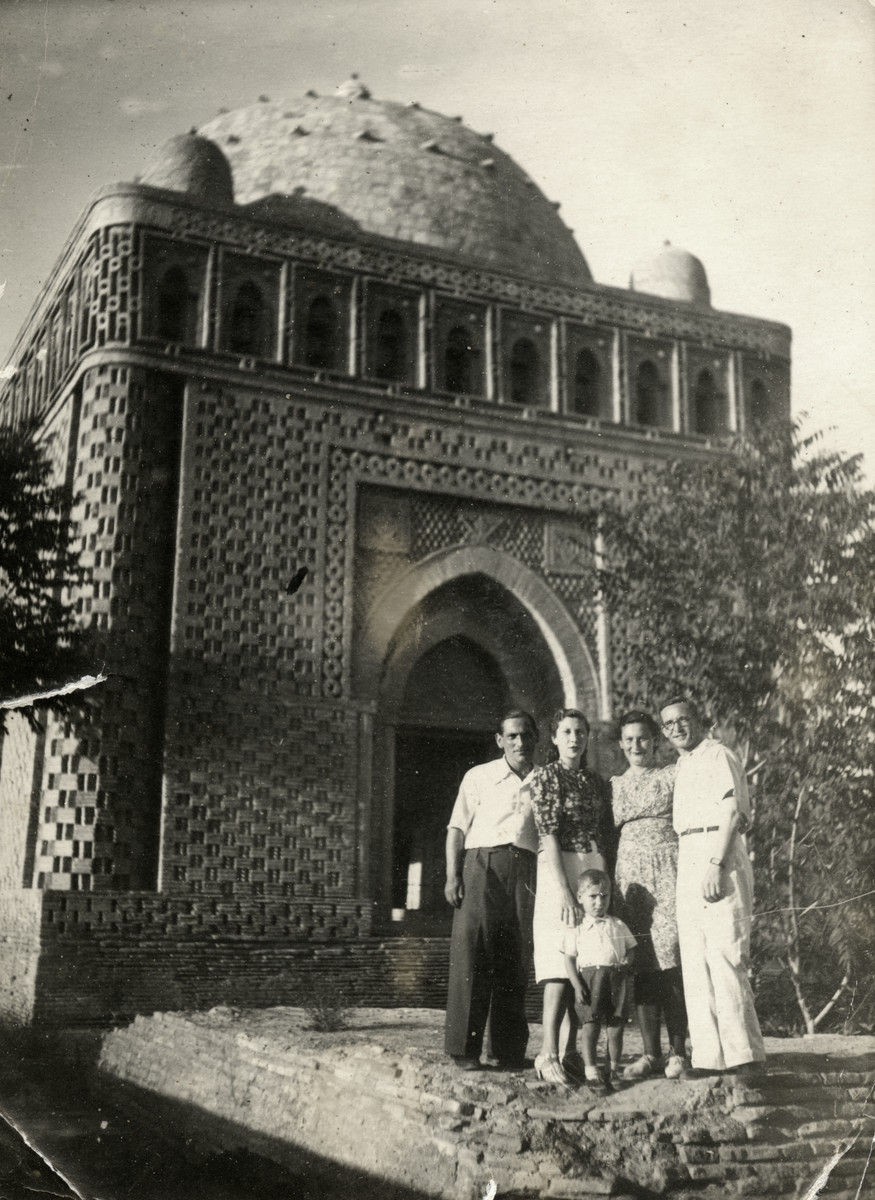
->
<box><xmin>372</xmin><ymin>571</ymin><xmax>567</xmax><ymax>934</ymax></box>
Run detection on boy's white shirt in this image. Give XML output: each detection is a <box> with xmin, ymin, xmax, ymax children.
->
<box><xmin>561</xmin><ymin>915</ymin><xmax>636</xmax><ymax>967</ymax></box>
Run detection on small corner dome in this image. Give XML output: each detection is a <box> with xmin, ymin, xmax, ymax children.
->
<box><xmin>140</xmin><ymin>133</ymin><xmax>234</xmax><ymax>204</ymax></box>
<box><xmin>629</xmin><ymin>241</ymin><xmax>710</xmax><ymax>306</ymax></box>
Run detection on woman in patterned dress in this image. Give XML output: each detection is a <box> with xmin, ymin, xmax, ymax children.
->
<box><xmin>530</xmin><ymin>708</ymin><xmax>613</xmax><ymax>1086</ymax></box>
<box><xmin>611</xmin><ymin>710</ymin><xmax>688</xmax><ymax>1080</ymax></box>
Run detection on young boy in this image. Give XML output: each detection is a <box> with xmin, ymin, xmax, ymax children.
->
<box><xmin>562</xmin><ymin>869</ymin><xmax>636</xmax><ymax>1095</ymax></box>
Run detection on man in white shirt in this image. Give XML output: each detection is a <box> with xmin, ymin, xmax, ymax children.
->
<box><xmin>661</xmin><ymin>696</ymin><xmax>765</xmax><ymax>1076</ymax></box>
<box><xmin>444</xmin><ymin>711</ymin><xmax>539</xmax><ymax>1071</ymax></box>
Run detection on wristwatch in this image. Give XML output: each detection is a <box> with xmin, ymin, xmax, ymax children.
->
<box><xmin>709</xmin><ymin>856</ymin><xmax>724</xmax><ymax>867</ymax></box>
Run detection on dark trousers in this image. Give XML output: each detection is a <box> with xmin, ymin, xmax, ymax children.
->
<box><xmin>444</xmin><ymin>845</ymin><xmax>536</xmax><ymax>1063</ymax></box>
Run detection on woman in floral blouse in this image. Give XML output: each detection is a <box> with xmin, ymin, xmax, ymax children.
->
<box><xmin>611</xmin><ymin>710</ymin><xmax>687</xmax><ymax>1080</ymax></box>
<box><xmin>530</xmin><ymin>708</ymin><xmax>612</xmax><ymax>1086</ymax></box>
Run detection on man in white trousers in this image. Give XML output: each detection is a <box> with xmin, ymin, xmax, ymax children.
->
<box><xmin>660</xmin><ymin>696</ymin><xmax>765</xmax><ymax>1077</ymax></box>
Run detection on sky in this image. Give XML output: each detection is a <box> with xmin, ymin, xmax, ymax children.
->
<box><xmin>1</xmin><ymin>0</ymin><xmax>873</xmax><ymax>476</ymax></box>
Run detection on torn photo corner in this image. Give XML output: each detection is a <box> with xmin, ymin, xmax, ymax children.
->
<box><xmin>0</xmin><ymin>675</ymin><xmax>107</xmax><ymax>711</ymax></box>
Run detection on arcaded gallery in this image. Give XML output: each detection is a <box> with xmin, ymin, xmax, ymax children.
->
<box><xmin>0</xmin><ymin>78</ymin><xmax>789</xmax><ymax>1023</ymax></box>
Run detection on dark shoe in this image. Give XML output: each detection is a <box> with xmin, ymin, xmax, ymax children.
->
<box><xmin>493</xmin><ymin>1058</ymin><xmax>527</xmax><ymax>1071</ymax></box>
<box><xmin>560</xmin><ymin>1051</ymin><xmax>588</xmax><ymax>1085</ymax></box>
<box><xmin>451</xmin><ymin>1055</ymin><xmax>482</xmax><ymax>1071</ymax></box>
<box><xmin>682</xmin><ymin>1066</ymin><xmax>722</xmax><ymax>1080</ymax></box>
<box><xmin>584</xmin><ymin>1073</ymin><xmax>609</xmax><ymax>1097</ymax></box>
<box><xmin>729</xmin><ymin>1060</ymin><xmax>767</xmax><ymax>1078</ymax></box>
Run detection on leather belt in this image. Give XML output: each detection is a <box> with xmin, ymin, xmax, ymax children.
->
<box><xmin>680</xmin><ymin>825</ymin><xmax>720</xmax><ymax>836</ymax></box>
<box><xmin>475</xmin><ymin>844</ymin><xmax>534</xmax><ymax>857</ymax></box>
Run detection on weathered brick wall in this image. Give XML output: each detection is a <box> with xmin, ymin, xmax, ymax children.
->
<box><xmin>99</xmin><ymin>1011</ymin><xmax>875</xmax><ymax>1200</ymax></box>
<box><xmin>0</xmin><ymin>889</ymin><xmax>459</xmax><ymax>1025</ymax></box>
<box><xmin>0</xmin><ymin>891</ymin><xmax>44</xmax><ymax>1025</ymax></box>
<box><xmin>0</xmin><ymin>717</ymin><xmax>41</xmax><ymax>892</ymax></box>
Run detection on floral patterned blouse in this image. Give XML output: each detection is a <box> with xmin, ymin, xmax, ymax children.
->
<box><xmin>530</xmin><ymin>761</ymin><xmax>610</xmax><ymax>853</ymax></box>
<box><xmin>611</xmin><ymin>763</ymin><xmax>677</xmax><ymax>849</ymax></box>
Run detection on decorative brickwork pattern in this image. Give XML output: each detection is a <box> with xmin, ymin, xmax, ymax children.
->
<box><xmin>132</xmin><ymin>198</ymin><xmax>789</xmax><ymax>355</ymax></box>
<box><xmin>0</xmin><ymin>890</ymin><xmax>377</xmax><ymax>1024</ymax></box>
<box><xmin>31</xmin><ymin>364</ymin><xmax>179</xmax><ymax>892</ymax></box>
<box><xmin>0</xmin><ymin>226</ymin><xmax>140</xmax><ymax>428</ymax></box>
<box><xmin>162</xmin><ymin>386</ymin><xmax>359</xmax><ymax>900</ymax></box>
<box><xmin>1</xmin><ymin>194</ymin><xmax>790</xmax><ymax>433</ymax></box>
<box><xmin>160</xmin><ymin>698</ymin><xmax>360</xmax><ymax>901</ymax></box>
<box><xmin>79</xmin><ymin>226</ymin><xmax>138</xmax><ymax>353</ymax></box>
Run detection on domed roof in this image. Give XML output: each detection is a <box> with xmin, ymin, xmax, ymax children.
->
<box><xmin>195</xmin><ymin>79</ymin><xmax>592</xmax><ymax>287</ymax></box>
<box><xmin>140</xmin><ymin>133</ymin><xmax>234</xmax><ymax>204</ymax></box>
<box><xmin>629</xmin><ymin>241</ymin><xmax>711</xmax><ymax>306</ymax></box>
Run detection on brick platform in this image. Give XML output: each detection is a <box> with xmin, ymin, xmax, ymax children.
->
<box><xmin>97</xmin><ymin>1008</ymin><xmax>875</xmax><ymax>1199</ymax></box>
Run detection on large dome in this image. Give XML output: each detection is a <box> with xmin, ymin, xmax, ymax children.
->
<box><xmin>196</xmin><ymin>79</ymin><xmax>592</xmax><ymax>287</ymax></box>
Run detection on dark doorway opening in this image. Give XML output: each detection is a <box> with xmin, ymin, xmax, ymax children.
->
<box><xmin>391</xmin><ymin>726</ymin><xmax>497</xmax><ymax>935</ymax></box>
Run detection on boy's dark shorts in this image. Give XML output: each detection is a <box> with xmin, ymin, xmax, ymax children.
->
<box><xmin>574</xmin><ymin>965</ymin><xmax>631</xmax><ymax>1025</ymax></box>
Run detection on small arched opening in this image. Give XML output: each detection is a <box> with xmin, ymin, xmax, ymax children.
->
<box><xmin>155</xmin><ymin>266</ymin><xmax>195</xmax><ymax>343</ymax></box>
<box><xmin>634</xmin><ymin>359</ymin><xmax>667</xmax><ymax>427</ymax></box>
<box><xmin>228</xmin><ymin>281</ymin><xmax>268</xmax><ymax>356</ymax></box>
<box><xmin>303</xmin><ymin>294</ymin><xmax>339</xmax><ymax>369</ymax></box>
<box><xmin>508</xmin><ymin>338</ymin><xmax>540</xmax><ymax>405</ymax></box>
<box><xmin>444</xmin><ymin>325</ymin><xmax>479</xmax><ymax>394</ymax></box>
<box><xmin>572</xmin><ymin>349</ymin><xmax>601</xmax><ymax>417</ymax></box>
<box><xmin>692</xmin><ymin>368</ymin><xmax>725</xmax><ymax>434</ymax></box>
<box><xmin>373</xmin><ymin>309</ymin><xmax>408</xmax><ymax>382</ymax></box>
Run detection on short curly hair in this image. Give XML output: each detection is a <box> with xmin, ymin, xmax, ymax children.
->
<box><xmin>616</xmin><ymin>709</ymin><xmax>660</xmax><ymax>739</ymax></box>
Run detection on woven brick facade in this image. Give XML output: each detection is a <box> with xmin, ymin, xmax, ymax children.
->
<box><xmin>0</xmin><ymin>85</ymin><xmax>791</xmax><ymax>1024</ymax></box>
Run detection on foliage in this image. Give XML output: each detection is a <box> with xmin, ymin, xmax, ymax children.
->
<box><xmin>300</xmin><ymin>976</ymin><xmax>352</xmax><ymax>1032</ymax></box>
<box><xmin>587</xmin><ymin>421</ymin><xmax>875</xmax><ymax>1032</ymax></box>
<box><xmin>0</xmin><ymin>420</ymin><xmax>86</xmax><ymax>730</ymax></box>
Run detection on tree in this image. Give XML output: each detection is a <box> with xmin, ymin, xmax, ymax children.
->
<box><xmin>0</xmin><ymin>420</ymin><xmax>86</xmax><ymax>731</ymax></box>
<box><xmin>587</xmin><ymin>422</ymin><xmax>875</xmax><ymax>1033</ymax></box>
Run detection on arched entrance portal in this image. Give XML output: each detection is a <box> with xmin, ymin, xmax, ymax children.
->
<box><xmin>371</xmin><ymin>570</ymin><xmax>568</xmax><ymax>933</ymax></box>
<box><xmin>392</xmin><ymin>635</ymin><xmax>506</xmax><ymax>920</ymax></box>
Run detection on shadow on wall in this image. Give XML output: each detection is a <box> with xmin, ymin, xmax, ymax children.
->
<box><xmin>0</xmin><ymin>1026</ymin><xmax>433</xmax><ymax>1200</ymax></box>
<box><xmin>108</xmin><ymin>1077</ymin><xmax>437</xmax><ymax>1200</ymax></box>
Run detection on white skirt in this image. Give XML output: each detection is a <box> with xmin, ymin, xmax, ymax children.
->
<box><xmin>533</xmin><ymin>847</ymin><xmax>607</xmax><ymax>982</ymax></box>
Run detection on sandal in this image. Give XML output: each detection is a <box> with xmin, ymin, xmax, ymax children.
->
<box><xmin>534</xmin><ymin>1053</ymin><xmax>572</xmax><ymax>1088</ymax></box>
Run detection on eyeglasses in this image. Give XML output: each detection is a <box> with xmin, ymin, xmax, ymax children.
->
<box><xmin>662</xmin><ymin>719</ymin><xmax>690</xmax><ymax>732</ymax></box>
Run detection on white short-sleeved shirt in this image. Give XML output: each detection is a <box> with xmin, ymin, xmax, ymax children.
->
<box><xmin>447</xmin><ymin>757</ymin><xmax>538</xmax><ymax>854</ymax></box>
<box><xmin>561</xmin><ymin>916</ymin><xmax>636</xmax><ymax>968</ymax></box>
<box><xmin>672</xmin><ymin>737</ymin><xmax>750</xmax><ymax>835</ymax></box>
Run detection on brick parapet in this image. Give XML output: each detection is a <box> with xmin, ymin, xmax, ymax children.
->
<box><xmin>0</xmin><ymin>889</ymin><xmax>473</xmax><ymax>1025</ymax></box>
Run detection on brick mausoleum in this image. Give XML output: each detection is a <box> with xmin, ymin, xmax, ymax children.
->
<box><xmin>0</xmin><ymin>77</ymin><xmax>790</xmax><ymax>1025</ymax></box>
